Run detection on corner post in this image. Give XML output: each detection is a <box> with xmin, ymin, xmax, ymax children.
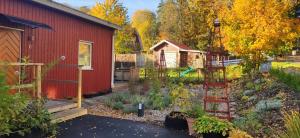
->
<box><xmin>77</xmin><ymin>66</ymin><xmax>83</xmax><ymax>108</ymax></box>
<box><xmin>37</xmin><ymin>65</ymin><xmax>42</xmax><ymax>99</ymax></box>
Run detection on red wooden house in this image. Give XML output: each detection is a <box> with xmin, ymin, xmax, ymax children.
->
<box><xmin>0</xmin><ymin>0</ymin><xmax>120</xmax><ymax>99</ymax></box>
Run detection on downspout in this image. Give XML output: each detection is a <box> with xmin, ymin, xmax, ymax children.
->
<box><xmin>111</xmin><ymin>31</ymin><xmax>115</xmax><ymax>89</ymax></box>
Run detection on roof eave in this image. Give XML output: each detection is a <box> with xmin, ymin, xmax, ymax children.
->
<box><xmin>31</xmin><ymin>0</ymin><xmax>121</xmax><ymax>30</ymax></box>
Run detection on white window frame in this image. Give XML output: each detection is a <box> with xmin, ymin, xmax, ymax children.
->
<box><xmin>78</xmin><ymin>40</ymin><xmax>93</xmax><ymax>70</ymax></box>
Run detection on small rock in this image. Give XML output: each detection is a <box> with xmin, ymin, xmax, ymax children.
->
<box><xmin>249</xmin><ymin>95</ymin><xmax>257</xmax><ymax>101</ymax></box>
<box><xmin>254</xmin><ymin>79</ymin><xmax>261</xmax><ymax>84</ymax></box>
<box><xmin>243</xmin><ymin>90</ymin><xmax>256</xmax><ymax>96</ymax></box>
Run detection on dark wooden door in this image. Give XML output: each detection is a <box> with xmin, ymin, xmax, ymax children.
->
<box><xmin>0</xmin><ymin>28</ymin><xmax>21</xmax><ymax>85</ymax></box>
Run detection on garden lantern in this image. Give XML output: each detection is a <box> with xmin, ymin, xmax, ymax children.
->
<box><xmin>138</xmin><ymin>103</ymin><xmax>144</xmax><ymax>117</ymax></box>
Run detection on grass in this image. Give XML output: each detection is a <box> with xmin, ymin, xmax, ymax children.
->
<box><xmin>270</xmin><ymin>68</ymin><xmax>300</xmax><ymax>92</ymax></box>
<box><xmin>272</xmin><ymin>62</ymin><xmax>300</xmax><ymax>69</ymax></box>
<box><xmin>139</xmin><ymin>65</ymin><xmax>242</xmax><ymax>83</ymax></box>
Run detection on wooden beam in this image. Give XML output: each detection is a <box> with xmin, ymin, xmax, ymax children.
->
<box><xmin>0</xmin><ymin>63</ymin><xmax>44</xmax><ymax>66</ymax></box>
<box><xmin>77</xmin><ymin>66</ymin><xmax>83</xmax><ymax>108</ymax></box>
<box><xmin>10</xmin><ymin>84</ymin><xmax>34</xmax><ymax>89</ymax></box>
<box><xmin>37</xmin><ymin>65</ymin><xmax>42</xmax><ymax>99</ymax></box>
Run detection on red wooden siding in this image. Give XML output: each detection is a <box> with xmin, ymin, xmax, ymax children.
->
<box><xmin>0</xmin><ymin>0</ymin><xmax>114</xmax><ymax>99</ymax></box>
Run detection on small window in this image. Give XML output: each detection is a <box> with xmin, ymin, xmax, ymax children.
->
<box><xmin>78</xmin><ymin>41</ymin><xmax>92</xmax><ymax>70</ymax></box>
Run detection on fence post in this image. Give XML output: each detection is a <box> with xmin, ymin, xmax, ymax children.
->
<box><xmin>37</xmin><ymin>65</ymin><xmax>42</xmax><ymax>99</ymax></box>
<box><xmin>77</xmin><ymin>66</ymin><xmax>83</xmax><ymax>108</ymax></box>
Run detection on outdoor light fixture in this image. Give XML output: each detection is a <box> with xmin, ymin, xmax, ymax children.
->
<box><xmin>138</xmin><ymin>103</ymin><xmax>144</xmax><ymax>117</ymax></box>
<box><xmin>214</xmin><ymin>19</ymin><xmax>220</xmax><ymax>27</ymax></box>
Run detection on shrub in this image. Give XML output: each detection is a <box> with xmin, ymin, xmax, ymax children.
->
<box><xmin>233</xmin><ymin>111</ymin><xmax>262</xmax><ymax>135</ymax></box>
<box><xmin>193</xmin><ymin>115</ymin><xmax>233</xmax><ymax>136</ymax></box>
<box><xmin>280</xmin><ymin>111</ymin><xmax>300</xmax><ymax>138</ymax></box>
<box><xmin>112</xmin><ymin>101</ymin><xmax>124</xmax><ymax>110</ymax></box>
<box><xmin>0</xmin><ymin>74</ymin><xmax>56</xmax><ymax>136</ymax></box>
<box><xmin>147</xmin><ymin>76</ymin><xmax>165</xmax><ymax>110</ymax></box>
<box><xmin>229</xmin><ymin>129</ymin><xmax>253</xmax><ymax>138</ymax></box>
<box><xmin>185</xmin><ymin>103</ymin><xmax>205</xmax><ymax>118</ymax></box>
<box><xmin>169</xmin><ymin>83</ymin><xmax>193</xmax><ymax>111</ymax></box>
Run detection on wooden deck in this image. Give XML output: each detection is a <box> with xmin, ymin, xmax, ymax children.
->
<box><xmin>45</xmin><ymin>100</ymin><xmax>87</xmax><ymax>123</ymax></box>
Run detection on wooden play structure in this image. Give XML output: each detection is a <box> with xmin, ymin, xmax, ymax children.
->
<box><xmin>203</xmin><ymin>19</ymin><xmax>231</xmax><ymax>120</ymax></box>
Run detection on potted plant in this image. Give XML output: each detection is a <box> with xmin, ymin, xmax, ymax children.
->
<box><xmin>193</xmin><ymin>115</ymin><xmax>233</xmax><ymax>138</ymax></box>
<box><xmin>185</xmin><ymin>104</ymin><xmax>205</xmax><ymax>135</ymax></box>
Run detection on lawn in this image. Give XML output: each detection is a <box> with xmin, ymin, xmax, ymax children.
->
<box><xmin>139</xmin><ymin>65</ymin><xmax>243</xmax><ymax>83</ymax></box>
<box><xmin>272</xmin><ymin>62</ymin><xmax>300</xmax><ymax>69</ymax></box>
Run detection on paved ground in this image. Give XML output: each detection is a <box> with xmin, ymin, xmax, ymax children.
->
<box><xmin>56</xmin><ymin>115</ymin><xmax>192</xmax><ymax>138</ymax></box>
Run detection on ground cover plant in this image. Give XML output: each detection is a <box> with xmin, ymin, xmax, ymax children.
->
<box><xmin>230</xmin><ymin>73</ymin><xmax>299</xmax><ymax>137</ymax></box>
<box><xmin>270</xmin><ymin>68</ymin><xmax>300</xmax><ymax>92</ymax></box>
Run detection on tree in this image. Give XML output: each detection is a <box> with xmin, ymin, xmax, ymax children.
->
<box><xmin>89</xmin><ymin>0</ymin><xmax>128</xmax><ymax>26</ymax></box>
<box><xmin>89</xmin><ymin>0</ymin><xmax>135</xmax><ymax>53</ymax></box>
<box><xmin>219</xmin><ymin>0</ymin><xmax>300</xmax><ymax>71</ymax></box>
<box><xmin>157</xmin><ymin>0</ymin><xmax>180</xmax><ymax>41</ymax></box>
<box><xmin>131</xmin><ymin>10</ymin><xmax>158</xmax><ymax>52</ymax></box>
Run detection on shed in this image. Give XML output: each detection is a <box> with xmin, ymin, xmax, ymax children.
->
<box><xmin>0</xmin><ymin>0</ymin><xmax>120</xmax><ymax>99</ymax></box>
<box><xmin>150</xmin><ymin>40</ymin><xmax>205</xmax><ymax>68</ymax></box>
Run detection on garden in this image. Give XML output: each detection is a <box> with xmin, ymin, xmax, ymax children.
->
<box><xmin>88</xmin><ymin>60</ymin><xmax>300</xmax><ymax>138</ymax></box>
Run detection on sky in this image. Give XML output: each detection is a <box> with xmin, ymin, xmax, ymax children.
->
<box><xmin>54</xmin><ymin>0</ymin><xmax>160</xmax><ymax>18</ymax></box>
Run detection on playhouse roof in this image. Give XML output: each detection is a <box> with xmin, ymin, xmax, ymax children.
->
<box><xmin>150</xmin><ymin>40</ymin><xmax>204</xmax><ymax>53</ymax></box>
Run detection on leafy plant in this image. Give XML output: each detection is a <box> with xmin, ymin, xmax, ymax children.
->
<box><xmin>280</xmin><ymin>111</ymin><xmax>300</xmax><ymax>138</ymax></box>
<box><xmin>147</xmin><ymin>74</ymin><xmax>165</xmax><ymax>110</ymax></box>
<box><xmin>0</xmin><ymin>71</ymin><xmax>56</xmax><ymax>137</ymax></box>
<box><xmin>112</xmin><ymin>101</ymin><xmax>124</xmax><ymax>110</ymax></box>
<box><xmin>229</xmin><ymin>129</ymin><xmax>253</xmax><ymax>138</ymax></box>
<box><xmin>233</xmin><ymin>111</ymin><xmax>262</xmax><ymax>135</ymax></box>
<box><xmin>185</xmin><ymin>103</ymin><xmax>205</xmax><ymax>118</ymax></box>
<box><xmin>193</xmin><ymin>115</ymin><xmax>233</xmax><ymax>136</ymax></box>
<box><xmin>169</xmin><ymin>83</ymin><xmax>193</xmax><ymax>111</ymax></box>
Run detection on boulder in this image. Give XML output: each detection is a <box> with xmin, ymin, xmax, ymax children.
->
<box><xmin>255</xmin><ymin>99</ymin><xmax>282</xmax><ymax>112</ymax></box>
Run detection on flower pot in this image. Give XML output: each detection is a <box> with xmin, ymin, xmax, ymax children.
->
<box><xmin>186</xmin><ymin>118</ymin><xmax>195</xmax><ymax>135</ymax></box>
<box><xmin>203</xmin><ymin>132</ymin><xmax>228</xmax><ymax>138</ymax></box>
<box><xmin>164</xmin><ymin>111</ymin><xmax>188</xmax><ymax>130</ymax></box>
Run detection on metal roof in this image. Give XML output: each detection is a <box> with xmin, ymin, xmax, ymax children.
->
<box><xmin>30</xmin><ymin>0</ymin><xmax>121</xmax><ymax>30</ymax></box>
<box><xmin>0</xmin><ymin>13</ymin><xmax>52</xmax><ymax>30</ymax></box>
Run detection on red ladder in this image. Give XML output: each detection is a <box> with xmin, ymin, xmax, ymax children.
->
<box><xmin>203</xmin><ymin>19</ymin><xmax>231</xmax><ymax>120</ymax></box>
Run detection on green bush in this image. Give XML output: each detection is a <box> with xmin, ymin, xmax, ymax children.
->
<box><xmin>0</xmin><ymin>72</ymin><xmax>56</xmax><ymax>136</ymax></box>
<box><xmin>185</xmin><ymin>103</ymin><xmax>205</xmax><ymax>118</ymax></box>
<box><xmin>112</xmin><ymin>101</ymin><xmax>124</xmax><ymax>110</ymax></box>
<box><xmin>169</xmin><ymin>83</ymin><xmax>193</xmax><ymax>111</ymax></box>
<box><xmin>233</xmin><ymin>111</ymin><xmax>262</xmax><ymax>135</ymax></box>
<box><xmin>193</xmin><ymin>115</ymin><xmax>233</xmax><ymax>136</ymax></box>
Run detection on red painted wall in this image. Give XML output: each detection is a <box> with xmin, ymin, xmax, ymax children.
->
<box><xmin>0</xmin><ymin>0</ymin><xmax>114</xmax><ymax>99</ymax></box>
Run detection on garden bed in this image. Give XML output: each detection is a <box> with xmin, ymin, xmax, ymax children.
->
<box><xmin>231</xmin><ymin>75</ymin><xmax>300</xmax><ymax>137</ymax></box>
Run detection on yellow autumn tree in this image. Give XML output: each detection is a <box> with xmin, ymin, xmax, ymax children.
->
<box><xmin>131</xmin><ymin>10</ymin><xmax>157</xmax><ymax>52</ymax></box>
<box><xmin>219</xmin><ymin>0</ymin><xmax>300</xmax><ymax>70</ymax></box>
<box><xmin>89</xmin><ymin>0</ymin><xmax>136</xmax><ymax>53</ymax></box>
<box><xmin>89</xmin><ymin>0</ymin><xmax>127</xmax><ymax>26</ymax></box>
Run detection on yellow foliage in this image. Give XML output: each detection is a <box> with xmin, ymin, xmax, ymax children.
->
<box><xmin>229</xmin><ymin>129</ymin><xmax>253</xmax><ymax>138</ymax></box>
<box><xmin>219</xmin><ymin>0</ymin><xmax>300</xmax><ymax>60</ymax></box>
<box><xmin>89</xmin><ymin>0</ymin><xmax>127</xmax><ymax>26</ymax></box>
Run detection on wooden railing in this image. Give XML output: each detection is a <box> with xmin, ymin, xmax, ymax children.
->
<box><xmin>0</xmin><ymin>63</ymin><xmax>43</xmax><ymax>99</ymax></box>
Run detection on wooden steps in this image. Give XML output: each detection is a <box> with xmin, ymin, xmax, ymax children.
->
<box><xmin>51</xmin><ymin>108</ymin><xmax>87</xmax><ymax>123</ymax></box>
<box><xmin>47</xmin><ymin>103</ymin><xmax>77</xmax><ymax>113</ymax></box>
<box><xmin>46</xmin><ymin>101</ymin><xmax>87</xmax><ymax>123</ymax></box>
